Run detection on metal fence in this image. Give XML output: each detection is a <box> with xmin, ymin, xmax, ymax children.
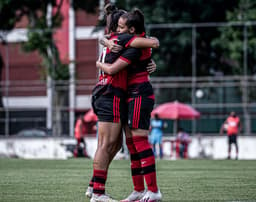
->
<box><xmin>0</xmin><ymin>76</ymin><xmax>255</xmax><ymax>136</ymax></box>
<box><xmin>1</xmin><ymin>21</ymin><xmax>256</xmax><ymax>136</ymax></box>
<box><xmin>147</xmin><ymin>21</ymin><xmax>256</xmax><ymax>136</ymax></box>
<box><xmin>151</xmin><ymin>76</ymin><xmax>256</xmax><ymax>135</ymax></box>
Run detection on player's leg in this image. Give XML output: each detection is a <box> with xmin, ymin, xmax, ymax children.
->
<box><xmin>86</xmin><ymin>129</ymin><xmax>123</xmax><ymax>199</ymax></box>
<box><xmin>128</xmin><ymin>96</ymin><xmax>162</xmax><ymax>202</ymax></box>
<box><xmin>73</xmin><ymin>137</ymin><xmax>81</xmax><ymax>157</ymax></box>
<box><xmin>159</xmin><ymin>143</ymin><xmax>163</xmax><ymax>159</ymax></box>
<box><xmin>131</xmin><ymin>131</ymin><xmax>162</xmax><ymax>202</ymax></box>
<box><xmin>90</xmin><ymin>121</ymin><xmax>122</xmax><ymax>201</ymax></box>
<box><xmin>94</xmin><ymin>122</ymin><xmax>122</xmax><ymax>169</ymax></box>
<box><xmin>120</xmin><ymin>125</ymin><xmax>146</xmax><ymax>202</ymax></box>
<box><xmin>81</xmin><ymin>138</ymin><xmax>89</xmax><ymax>158</ymax></box>
<box><xmin>153</xmin><ymin>143</ymin><xmax>157</xmax><ymax>157</ymax></box>
<box><xmin>234</xmin><ymin>135</ymin><xmax>238</xmax><ymax>160</ymax></box>
<box><xmin>157</xmin><ymin>133</ymin><xmax>163</xmax><ymax>159</ymax></box>
<box><xmin>227</xmin><ymin>136</ymin><xmax>231</xmax><ymax>159</ymax></box>
<box><xmin>85</xmin><ymin>178</ymin><xmax>94</xmax><ymax>198</ymax></box>
<box><xmin>110</xmin><ymin>129</ymin><xmax>123</xmax><ymax>161</ymax></box>
<box><xmin>149</xmin><ymin>133</ymin><xmax>157</xmax><ymax>157</ymax></box>
<box><xmin>89</xmin><ymin>94</ymin><xmax>124</xmax><ymax>201</ymax></box>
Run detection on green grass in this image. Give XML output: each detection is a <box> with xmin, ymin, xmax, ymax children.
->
<box><xmin>0</xmin><ymin>159</ymin><xmax>256</xmax><ymax>202</ymax></box>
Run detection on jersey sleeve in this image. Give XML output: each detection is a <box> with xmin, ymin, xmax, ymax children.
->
<box><xmin>119</xmin><ymin>48</ymin><xmax>141</xmax><ymax>65</ymax></box>
<box><xmin>117</xmin><ymin>33</ymin><xmax>137</xmax><ymax>48</ymax></box>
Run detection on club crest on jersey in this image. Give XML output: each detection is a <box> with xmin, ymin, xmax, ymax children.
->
<box><xmin>99</xmin><ymin>78</ymin><xmax>108</xmax><ymax>84</ymax></box>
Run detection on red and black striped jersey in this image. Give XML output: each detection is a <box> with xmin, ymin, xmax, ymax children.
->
<box><xmin>126</xmin><ymin>33</ymin><xmax>154</xmax><ymax>99</ymax></box>
<box><xmin>93</xmin><ymin>33</ymin><xmax>139</xmax><ymax>98</ymax></box>
<box><xmin>127</xmin><ymin>32</ymin><xmax>152</xmax><ymax>86</ymax></box>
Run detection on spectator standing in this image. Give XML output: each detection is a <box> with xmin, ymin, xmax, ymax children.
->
<box><xmin>176</xmin><ymin>127</ymin><xmax>191</xmax><ymax>159</ymax></box>
<box><xmin>149</xmin><ymin>114</ymin><xmax>166</xmax><ymax>159</ymax></box>
<box><xmin>220</xmin><ymin>111</ymin><xmax>242</xmax><ymax>160</ymax></box>
<box><xmin>74</xmin><ymin>115</ymin><xmax>89</xmax><ymax>158</ymax></box>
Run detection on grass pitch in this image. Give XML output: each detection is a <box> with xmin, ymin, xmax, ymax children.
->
<box><xmin>0</xmin><ymin>158</ymin><xmax>256</xmax><ymax>202</ymax></box>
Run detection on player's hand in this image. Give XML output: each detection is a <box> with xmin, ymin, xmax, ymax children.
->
<box><xmin>149</xmin><ymin>36</ymin><xmax>160</xmax><ymax>48</ymax></box>
<box><xmin>96</xmin><ymin>61</ymin><xmax>101</xmax><ymax>68</ymax></box>
<box><xmin>146</xmin><ymin>59</ymin><xmax>157</xmax><ymax>74</ymax></box>
<box><xmin>104</xmin><ymin>34</ymin><xmax>111</xmax><ymax>39</ymax></box>
<box><xmin>108</xmin><ymin>39</ymin><xmax>123</xmax><ymax>53</ymax></box>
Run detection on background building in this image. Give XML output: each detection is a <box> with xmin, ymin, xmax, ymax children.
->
<box><xmin>1</xmin><ymin>0</ymin><xmax>256</xmax><ymax>136</ymax></box>
<box><xmin>0</xmin><ymin>2</ymin><xmax>101</xmax><ymax>136</ymax></box>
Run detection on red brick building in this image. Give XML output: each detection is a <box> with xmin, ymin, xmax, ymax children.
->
<box><xmin>0</xmin><ymin>3</ymin><xmax>102</xmax><ymax>135</ymax></box>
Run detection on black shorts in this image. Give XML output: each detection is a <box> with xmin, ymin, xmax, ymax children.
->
<box><xmin>127</xmin><ymin>96</ymin><xmax>154</xmax><ymax>130</ymax></box>
<box><xmin>228</xmin><ymin>134</ymin><xmax>237</xmax><ymax>145</ymax></box>
<box><xmin>92</xmin><ymin>94</ymin><xmax>127</xmax><ymax>123</ymax></box>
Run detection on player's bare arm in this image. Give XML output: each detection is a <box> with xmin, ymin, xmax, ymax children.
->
<box><xmin>99</xmin><ymin>37</ymin><xmax>123</xmax><ymax>53</ymax></box>
<box><xmin>97</xmin><ymin>58</ymin><xmax>156</xmax><ymax>75</ymax></box>
<box><xmin>102</xmin><ymin>36</ymin><xmax>159</xmax><ymax>52</ymax></box>
<box><xmin>130</xmin><ymin>36</ymin><xmax>160</xmax><ymax>48</ymax></box>
<box><xmin>96</xmin><ymin>59</ymin><xmax>128</xmax><ymax>75</ymax></box>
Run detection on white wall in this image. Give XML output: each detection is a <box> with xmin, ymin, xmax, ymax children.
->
<box><xmin>0</xmin><ymin>137</ymin><xmax>96</xmax><ymax>159</ymax></box>
<box><xmin>0</xmin><ymin>136</ymin><xmax>255</xmax><ymax>160</ymax></box>
<box><xmin>162</xmin><ymin>136</ymin><xmax>256</xmax><ymax>160</ymax></box>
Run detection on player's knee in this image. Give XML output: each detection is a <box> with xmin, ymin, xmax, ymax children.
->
<box><xmin>98</xmin><ymin>141</ymin><xmax>116</xmax><ymax>156</ymax></box>
<box><xmin>107</xmin><ymin>142</ymin><xmax>119</xmax><ymax>155</ymax></box>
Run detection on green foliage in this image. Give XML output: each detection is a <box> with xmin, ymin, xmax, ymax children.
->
<box><xmin>118</xmin><ymin>0</ymin><xmax>240</xmax><ymax>77</ymax></box>
<box><xmin>212</xmin><ymin>0</ymin><xmax>256</xmax><ymax>75</ymax></box>
<box><xmin>0</xmin><ymin>0</ymin><xmax>98</xmax><ymax>81</ymax></box>
<box><xmin>0</xmin><ymin>0</ymin><xmax>54</xmax><ymax>31</ymax></box>
<box><xmin>113</xmin><ymin>0</ymin><xmax>256</xmax><ymax>105</ymax></box>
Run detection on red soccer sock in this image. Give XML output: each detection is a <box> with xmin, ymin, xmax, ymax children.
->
<box><xmin>92</xmin><ymin>169</ymin><xmax>107</xmax><ymax>195</ymax></box>
<box><xmin>132</xmin><ymin>136</ymin><xmax>158</xmax><ymax>192</ymax></box>
<box><xmin>126</xmin><ymin>137</ymin><xmax>145</xmax><ymax>192</ymax></box>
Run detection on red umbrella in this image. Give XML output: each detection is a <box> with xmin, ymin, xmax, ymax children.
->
<box><xmin>83</xmin><ymin>108</ymin><xmax>98</xmax><ymax>122</ymax></box>
<box><xmin>151</xmin><ymin>101</ymin><xmax>200</xmax><ymax>135</ymax></box>
<box><xmin>151</xmin><ymin>101</ymin><xmax>200</xmax><ymax>120</ymax></box>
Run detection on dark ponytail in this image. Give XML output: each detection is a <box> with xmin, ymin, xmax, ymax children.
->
<box><xmin>132</xmin><ymin>8</ymin><xmax>145</xmax><ymax>31</ymax></box>
<box><xmin>121</xmin><ymin>8</ymin><xmax>145</xmax><ymax>34</ymax></box>
<box><xmin>104</xmin><ymin>3</ymin><xmax>117</xmax><ymax>16</ymax></box>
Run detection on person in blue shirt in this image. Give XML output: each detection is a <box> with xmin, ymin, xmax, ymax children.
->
<box><xmin>149</xmin><ymin>114</ymin><xmax>166</xmax><ymax>158</ymax></box>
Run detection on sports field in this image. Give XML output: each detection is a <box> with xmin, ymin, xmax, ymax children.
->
<box><xmin>0</xmin><ymin>159</ymin><xmax>256</xmax><ymax>202</ymax></box>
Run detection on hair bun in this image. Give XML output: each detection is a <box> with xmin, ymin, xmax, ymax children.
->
<box><xmin>104</xmin><ymin>3</ymin><xmax>117</xmax><ymax>15</ymax></box>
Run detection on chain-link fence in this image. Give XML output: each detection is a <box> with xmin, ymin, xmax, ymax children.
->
<box><xmin>147</xmin><ymin>22</ymin><xmax>256</xmax><ymax>136</ymax></box>
<box><xmin>1</xmin><ymin>22</ymin><xmax>256</xmax><ymax>136</ymax></box>
<box><xmin>151</xmin><ymin>76</ymin><xmax>256</xmax><ymax>135</ymax></box>
<box><xmin>1</xmin><ymin>75</ymin><xmax>255</xmax><ymax>136</ymax></box>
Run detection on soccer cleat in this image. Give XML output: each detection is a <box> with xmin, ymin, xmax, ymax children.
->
<box><xmin>90</xmin><ymin>193</ymin><xmax>118</xmax><ymax>202</ymax></box>
<box><xmin>120</xmin><ymin>190</ymin><xmax>147</xmax><ymax>202</ymax></box>
<box><xmin>85</xmin><ymin>186</ymin><xmax>93</xmax><ymax>198</ymax></box>
<box><xmin>137</xmin><ymin>190</ymin><xmax>162</xmax><ymax>202</ymax></box>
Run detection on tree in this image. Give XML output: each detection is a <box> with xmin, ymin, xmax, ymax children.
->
<box><xmin>0</xmin><ymin>0</ymin><xmax>98</xmax><ymax>135</ymax></box>
<box><xmin>211</xmin><ymin>0</ymin><xmax>256</xmax><ymax>135</ymax></box>
<box><xmin>0</xmin><ymin>0</ymin><xmax>98</xmax><ymax>80</ymax></box>
<box><xmin>212</xmin><ymin>0</ymin><xmax>256</xmax><ymax>75</ymax></box>
<box><xmin>116</xmin><ymin>0</ymin><xmax>239</xmax><ymax>77</ymax></box>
